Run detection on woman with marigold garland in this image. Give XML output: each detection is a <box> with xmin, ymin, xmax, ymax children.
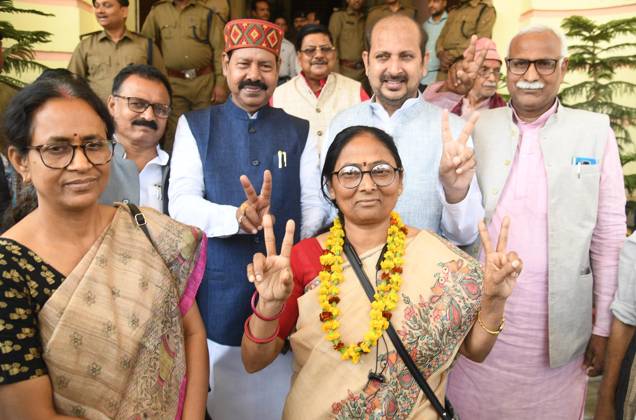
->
<box><xmin>240</xmin><ymin>125</ymin><xmax>522</xmax><ymax>419</ymax></box>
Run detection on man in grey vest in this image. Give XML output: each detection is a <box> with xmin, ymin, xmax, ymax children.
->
<box><xmin>100</xmin><ymin>64</ymin><xmax>172</xmax><ymax>213</ymax></box>
<box><xmin>446</xmin><ymin>25</ymin><xmax>627</xmax><ymax>418</ymax></box>
<box><xmin>313</xmin><ymin>15</ymin><xmax>485</xmax><ymax>245</ymax></box>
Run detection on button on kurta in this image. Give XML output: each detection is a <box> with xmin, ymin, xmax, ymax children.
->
<box><xmin>317</xmin><ymin>130</ymin><xmax>323</xmax><ymax>136</ymax></box>
<box><xmin>248</xmin><ymin>126</ymin><xmax>256</xmax><ymax>134</ymax></box>
<box><xmin>316</xmin><ymin>107</ymin><xmax>321</xmax><ymax>113</ymax></box>
<box><xmin>251</xmin><ymin>159</ymin><xmax>260</xmax><ymax>166</ymax></box>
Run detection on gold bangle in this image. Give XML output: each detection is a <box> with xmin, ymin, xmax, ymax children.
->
<box><xmin>477</xmin><ymin>311</ymin><xmax>504</xmax><ymax>335</ymax></box>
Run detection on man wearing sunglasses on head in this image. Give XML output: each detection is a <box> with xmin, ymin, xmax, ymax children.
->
<box><xmin>99</xmin><ymin>64</ymin><xmax>172</xmax><ymax>213</ymax></box>
<box><xmin>445</xmin><ymin>25</ymin><xmax>626</xmax><ymax>419</ymax></box>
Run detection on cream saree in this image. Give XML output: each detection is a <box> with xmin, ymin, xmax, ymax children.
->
<box><xmin>284</xmin><ymin>230</ymin><xmax>482</xmax><ymax>419</ymax></box>
<box><xmin>37</xmin><ymin>205</ymin><xmax>206</xmax><ymax>419</ymax></box>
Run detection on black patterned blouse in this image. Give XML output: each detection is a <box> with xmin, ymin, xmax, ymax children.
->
<box><xmin>0</xmin><ymin>238</ymin><xmax>65</xmax><ymax>385</ymax></box>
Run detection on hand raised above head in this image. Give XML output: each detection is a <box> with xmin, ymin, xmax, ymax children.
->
<box><xmin>246</xmin><ymin>215</ymin><xmax>296</xmax><ymax>305</ymax></box>
<box><xmin>479</xmin><ymin>216</ymin><xmax>523</xmax><ymax>301</ymax></box>
<box><xmin>237</xmin><ymin>170</ymin><xmax>272</xmax><ymax>234</ymax></box>
<box><xmin>446</xmin><ymin>35</ymin><xmax>487</xmax><ymax>95</ymax></box>
<box><xmin>439</xmin><ymin>109</ymin><xmax>479</xmax><ymax>203</ymax></box>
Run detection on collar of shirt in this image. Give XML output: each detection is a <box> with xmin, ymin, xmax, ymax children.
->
<box><xmin>427</xmin><ymin>11</ymin><xmax>448</xmax><ymax>25</ymax></box>
<box><xmin>114</xmin><ymin>135</ymin><xmax>169</xmax><ymax>168</ymax></box>
<box><xmin>345</xmin><ymin>7</ymin><xmax>363</xmax><ymax>17</ymax></box>
<box><xmin>98</xmin><ymin>29</ymin><xmax>133</xmax><ymax>43</ymax></box>
<box><xmin>369</xmin><ymin>92</ymin><xmax>422</xmax><ymax>134</ymax></box>
<box><xmin>300</xmin><ymin>71</ymin><xmax>328</xmax><ymax>98</ymax></box>
<box><xmin>225</xmin><ymin>96</ymin><xmax>272</xmax><ymax>120</ymax></box>
<box><xmin>511</xmin><ymin>98</ymin><xmax>560</xmax><ymax>129</ymax></box>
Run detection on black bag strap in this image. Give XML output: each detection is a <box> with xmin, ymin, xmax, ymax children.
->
<box><xmin>126</xmin><ymin>203</ymin><xmax>161</xmax><ymax>255</ymax></box>
<box><xmin>343</xmin><ymin>240</ymin><xmax>454</xmax><ymax>420</ymax></box>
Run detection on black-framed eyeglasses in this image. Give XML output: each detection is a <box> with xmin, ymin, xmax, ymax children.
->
<box><xmin>332</xmin><ymin>163</ymin><xmax>403</xmax><ymax>189</ymax></box>
<box><xmin>505</xmin><ymin>58</ymin><xmax>561</xmax><ymax>76</ymax></box>
<box><xmin>113</xmin><ymin>95</ymin><xmax>171</xmax><ymax>119</ymax></box>
<box><xmin>300</xmin><ymin>45</ymin><xmax>336</xmax><ymax>57</ymax></box>
<box><xmin>26</xmin><ymin>139</ymin><xmax>115</xmax><ymax>169</ymax></box>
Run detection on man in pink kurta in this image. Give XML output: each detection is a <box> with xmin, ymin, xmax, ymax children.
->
<box><xmin>446</xmin><ymin>27</ymin><xmax>626</xmax><ymax>419</ymax></box>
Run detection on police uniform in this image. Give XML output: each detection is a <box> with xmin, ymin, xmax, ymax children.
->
<box><xmin>141</xmin><ymin>0</ymin><xmax>225</xmax><ymax>152</ymax></box>
<box><xmin>68</xmin><ymin>29</ymin><xmax>167</xmax><ymax>104</ymax></box>
<box><xmin>436</xmin><ymin>0</ymin><xmax>496</xmax><ymax>80</ymax></box>
<box><xmin>365</xmin><ymin>1</ymin><xmax>416</xmax><ymax>34</ymax></box>
<box><xmin>328</xmin><ymin>6</ymin><xmax>366</xmax><ymax>82</ymax></box>
<box><xmin>229</xmin><ymin>0</ymin><xmax>246</xmax><ymax>19</ymax></box>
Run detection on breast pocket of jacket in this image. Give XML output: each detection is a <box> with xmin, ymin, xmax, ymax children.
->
<box><xmin>270</xmin><ymin>150</ymin><xmax>291</xmax><ymax>173</ymax></box>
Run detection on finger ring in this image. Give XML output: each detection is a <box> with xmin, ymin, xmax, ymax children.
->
<box><xmin>238</xmin><ymin>214</ymin><xmax>246</xmax><ymax>224</ymax></box>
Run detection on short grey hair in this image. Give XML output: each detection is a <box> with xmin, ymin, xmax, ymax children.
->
<box><xmin>507</xmin><ymin>24</ymin><xmax>569</xmax><ymax>58</ymax></box>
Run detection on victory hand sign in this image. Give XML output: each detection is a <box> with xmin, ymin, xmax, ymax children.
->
<box><xmin>439</xmin><ymin>109</ymin><xmax>479</xmax><ymax>203</ymax></box>
<box><xmin>480</xmin><ymin>217</ymin><xmax>522</xmax><ymax>301</ymax></box>
<box><xmin>237</xmin><ymin>170</ymin><xmax>272</xmax><ymax>234</ymax></box>
<box><xmin>247</xmin><ymin>215</ymin><xmax>296</xmax><ymax>311</ymax></box>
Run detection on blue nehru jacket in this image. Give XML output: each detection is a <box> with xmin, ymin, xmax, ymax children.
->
<box><xmin>186</xmin><ymin>99</ymin><xmax>308</xmax><ymax>346</ymax></box>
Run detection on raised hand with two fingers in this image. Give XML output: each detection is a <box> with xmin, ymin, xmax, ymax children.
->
<box><xmin>439</xmin><ymin>109</ymin><xmax>479</xmax><ymax>204</ymax></box>
<box><xmin>445</xmin><ymin>34</ymin><xmax>487</xmax><ymax>95</ymax></box>
<box><xmin>479</xmin><ymin>216</ymin><xmax>523</xmax><ymax>301</ymax></box>
<box><xmin>237</xmin><ymin>170</ymin><xmax>273</xmax><ymax>234</ymax></box>
<box><xmin>247</xmin><ymin>215</ymin><xmax>296</xmax><ymax>312</ymax></box>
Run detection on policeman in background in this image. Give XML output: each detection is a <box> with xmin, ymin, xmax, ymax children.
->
<box><xmin>68</xmin><ymin>0</ymin><xmax>167</xmax><ymax>104</ymax></box>
<box><xmin>329</xmin><ymin>0</ymin><xmax>366</xmax><ymax>83</ymax></box>
<box><xmin>365</xmin><ymin>0</ymin><xmax>416</xmax><ymax>34</ymax></box>
<box><xmin>142</xmin><ymin>0</ymin><xmax>226</xmax><ymax>153</ymax></box>
<box><xmin>436</xmin><ymin>0</ymin><xmax>496</xmax><ymax>80</ymax></box>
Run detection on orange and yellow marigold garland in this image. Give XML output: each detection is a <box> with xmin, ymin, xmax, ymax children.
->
<box><xmin>318</xmin><ymin>211</ymin><xmax>407</xmax><ymax>364</ymax></box>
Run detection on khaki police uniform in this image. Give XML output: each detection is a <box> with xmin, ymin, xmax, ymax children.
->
<box><xmin>436</xmin><ymin>0</ymin><xmax>496</xmax><ymax>80</ymax></box>
<box><xmin>202</xmin><ymin>0</ymin><xmax>230</xmax><ymax>22</ymax></box>
<box><xmin>329</xmin><ymin>6</ymin><xmax>366</xmax><ymax>82</ymax></box>
<box><xmin>229</xmin><ymin>0</ymin><xmax>246</xmax><ymax>19</ymax></box>
<box><xmin>68</xmin><ymin>29</ymin><xmax>167</xmax><ymax>104</ymax></box>
<box><xmin>365</xmin><ymin>2</ymin><xmax>416</xmax><ymax>35</ymax></box>
<box><xmin>141</xmin><ymin>0</ymin><xmax>225</xmax><ymax>152</ymax></box>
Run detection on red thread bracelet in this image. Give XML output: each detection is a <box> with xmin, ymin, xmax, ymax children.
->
<box><xmin>251</xmin><ymin>290</ymin><xmax>286</xmax><ymax>321</ymax></box>
<box><xmin>244</xmin><ymin>315</ymin><xmax>279</xmax><ymax>344</ymax></box>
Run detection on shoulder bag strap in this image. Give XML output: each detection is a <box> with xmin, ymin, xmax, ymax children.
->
<box><xmin>343</xmin><ymin>241</ymin><xmax>454</xmax><ymax>420</ymax></box>
<box><xmin>126</xmin><ymin>202</ymin><xmax>161</xmax><ymax>255</ymax></box>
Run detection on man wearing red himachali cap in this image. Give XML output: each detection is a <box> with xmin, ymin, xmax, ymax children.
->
<box><xmin>424</xmin><ymin>37</ymin><xmax>506</xmax><ymax>120</ymax></box>
<box><xmin>167</xmin><ymin>18</ymin><xmax>322</xmax><ymax>420</ymax></box>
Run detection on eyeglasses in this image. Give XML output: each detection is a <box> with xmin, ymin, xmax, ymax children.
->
<box><xmin>27</xmin><ymin>139</ymin><xmax>115</xmax><ymax>169</ymax></box>
<box><xmin>332</xmin><ymin>163</ymin><xmax>403</xmax><ymax>189</ymax></box>
<box><xmin>300</xmin><ymin>45</ymin><xmax>336</xmax><ymax>57</ymax></box>
<box><xmin>478</xmin><ymin>67</ymin><xmax>501</xmax><ymax>78</ymax></box>
<box><xmin>113</xmin><ymin>95</ymin><xmax>171</xmax><ymax>119</ymax></box>
<box><xmin>505</xmin><ymin>58</ymin><xmax>561</xmax><ymax>76</ymax></box>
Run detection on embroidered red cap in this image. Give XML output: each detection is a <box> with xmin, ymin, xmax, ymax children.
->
<box><xmin>224</xmin><ymin>19</ymin><xmax>284</xmax><ymax>57</ymax></box>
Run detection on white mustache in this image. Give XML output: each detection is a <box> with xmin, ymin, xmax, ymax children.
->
<box><xmin>516</xmin><ymin>80</ymin><xmax>545</xmax><ymax>90</ymax></box>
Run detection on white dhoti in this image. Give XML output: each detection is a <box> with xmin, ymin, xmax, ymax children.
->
<box><xmin>207</xmin><ymin>340</ymin><xmax>293</xmax><ymax>420</ymax></box>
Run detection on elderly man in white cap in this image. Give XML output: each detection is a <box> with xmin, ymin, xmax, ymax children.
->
<box><xmin>424</xmin><ymin>37</ymin><xmax>506</xmax><ymax>119</ymax></box>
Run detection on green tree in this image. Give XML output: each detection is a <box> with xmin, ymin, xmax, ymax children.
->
<box><xmin>0</xmin><ymin>0</ymin><xmax>52</xmax><ymax>87</ymax></box>
<box><xmin>560</xmin><ymin>15</ymin><xmax>636</xmax><ymax>192</ymax></box>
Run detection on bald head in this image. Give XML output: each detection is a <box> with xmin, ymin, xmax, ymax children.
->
<box><xmin>366</xmin><ymin>15</ymin><xmax>428</xmax><ymax>58</ymax></box>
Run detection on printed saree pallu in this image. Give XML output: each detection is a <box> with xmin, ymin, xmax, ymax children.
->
<box><xmin>283</xmin><ymin>231</ymin><xmax>483</xmax><ymax>420</ymax></box>
<box><xmin>37</xmin><ymin>205</ymin><xmax>206</xmax><ymax>419</ymax></box>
